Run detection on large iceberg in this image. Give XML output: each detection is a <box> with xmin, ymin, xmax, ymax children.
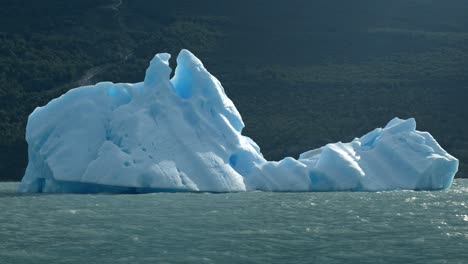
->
<box><xmin>18</xmin><ymin>50</ymin><xmax>458</xmax><ymax>193</ymax></box>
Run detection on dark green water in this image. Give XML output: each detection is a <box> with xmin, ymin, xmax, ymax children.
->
<box><xmin>1</xmin><ymin>180</ymin><xmax>467</xmax><ymax>264</ymax></box>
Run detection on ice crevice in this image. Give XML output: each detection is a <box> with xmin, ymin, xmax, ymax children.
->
<box><xmin>18</xmin><ymin>49</ymin><xmax>459</xmax><ymax>193</ymax></box>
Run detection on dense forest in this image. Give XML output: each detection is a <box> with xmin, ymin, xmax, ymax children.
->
<box><xmin>0</xmin><ymin>0</ymin><xmax>467</xmax><ymax>181</ymax></box>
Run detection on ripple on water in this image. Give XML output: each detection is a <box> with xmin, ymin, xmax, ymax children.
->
<box><xmin>0</xmin><ymin>180</ymin><xmax>467</xmax><ymax>263</ymax></box>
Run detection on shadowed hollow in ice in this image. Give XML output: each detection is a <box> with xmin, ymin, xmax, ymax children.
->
<box><xmin>18</xmin><ymin>50</ymin><xmax>458</xmax><ymax>193</ymax></box>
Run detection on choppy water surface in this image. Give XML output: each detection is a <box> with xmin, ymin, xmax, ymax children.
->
<box><xmin>1</xmin><ymin>180</ymin><xmax>467</xmax><ymax>264</ymax></box>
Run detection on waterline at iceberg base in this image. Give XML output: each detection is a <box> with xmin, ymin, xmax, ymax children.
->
<box><xmin>18</xmin><ymin>50</ymin><xmax>458</xmax><ymax>193</ymax></box>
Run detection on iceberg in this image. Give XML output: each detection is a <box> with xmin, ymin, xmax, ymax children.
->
<box><xmin>18</xmin><ymin>50</ymin><xmax>458</xmax><ymax>193</ymax></box>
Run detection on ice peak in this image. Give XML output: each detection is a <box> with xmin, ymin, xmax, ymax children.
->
<box><xmin>177</xmin><ymin>49</ymin><xmax>204</xmax><ymax>68</ymax></box>
<box><xmin>170</xmin><ymin>49</ymin><xmax>206</xmax><ymax>99</ymax></box>
<box><xmin>144</xmin><ymin>53</ymin><xmax>172</xmax><ymax>89</ymax></box>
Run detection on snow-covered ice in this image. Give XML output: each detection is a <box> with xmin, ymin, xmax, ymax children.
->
<box><xmin>18</xmin><ymin>50</ymin><xmax>458</xmax><ymax>193</ymax></box>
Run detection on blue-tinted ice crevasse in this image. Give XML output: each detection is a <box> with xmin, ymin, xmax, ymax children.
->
<box><xmin>18</xmin><ymin>50</ymin><xmax>458</xmax><ymax>193</ymax></box>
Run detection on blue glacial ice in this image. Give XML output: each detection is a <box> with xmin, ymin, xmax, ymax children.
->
<box><xmin>18</xmin><ymin>50</ymin><xmax>459</xmax><ymax>193</ymax></box>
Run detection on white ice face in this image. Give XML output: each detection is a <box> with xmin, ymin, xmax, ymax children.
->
<box><xmin>18</xmin><ymin>50</ymin><xmax>458</xmax><ymax>193</ymax></box>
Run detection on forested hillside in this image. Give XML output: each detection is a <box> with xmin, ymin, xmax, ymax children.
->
<box><xmin>1</xmin><ymin>0</ymin><xmax>467</xmax><ymax>180</ymax></box>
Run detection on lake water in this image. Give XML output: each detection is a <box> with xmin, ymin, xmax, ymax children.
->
<box><xmin>1</xmin><ymin>180</ymin><xmax>467</xmax><ymax>264</ymax></box>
